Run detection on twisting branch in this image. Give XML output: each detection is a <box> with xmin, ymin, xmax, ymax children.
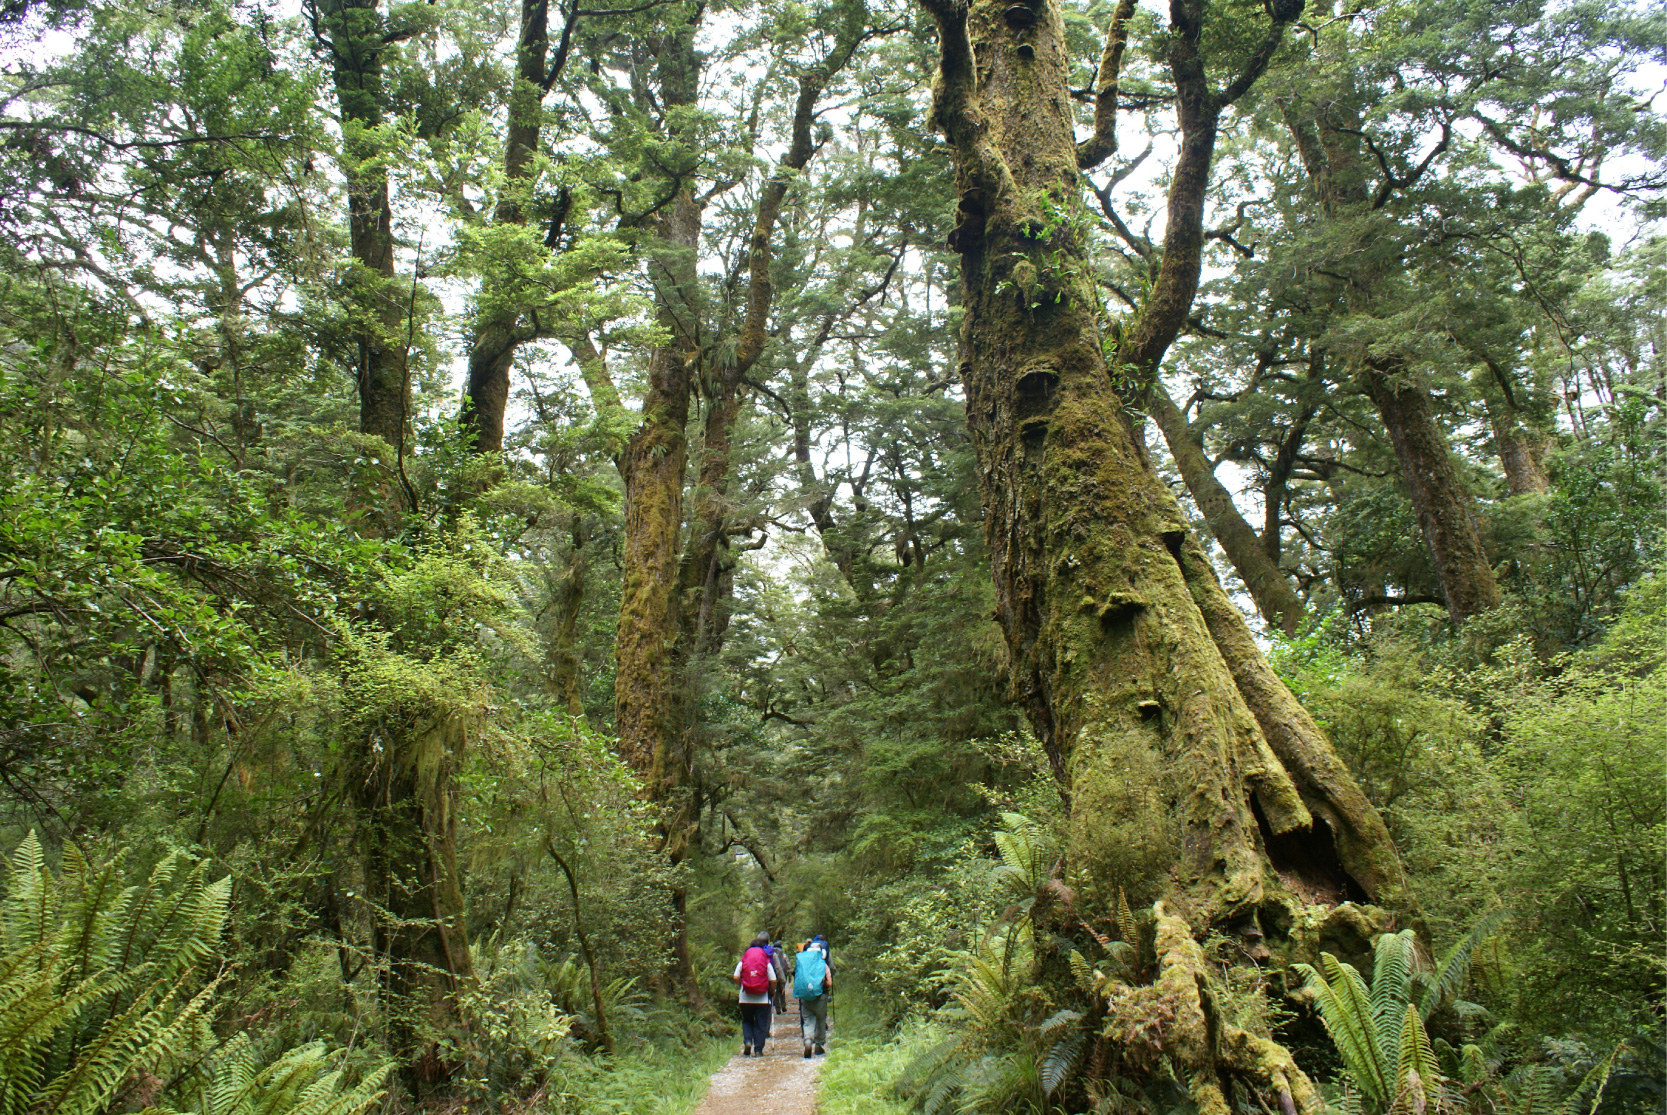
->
<box><xmin>1219</xmin><ymin>0</ymin><xmax>1302</xmax><ymax>107</ymax></box>
<box><xmin>1076</xmin><ymin>0</ymin><xmax>1137</xmax><ymax>170</ymax></box>
<box><xmin>730</xmin><ymin>15</ymin><xmax>868</xmax><ymax>378</ymax></box>
<box><xmin>918</xmin><ymin>0</ymin><xmax>1015</xmax><ymax>201</ymax></box>
<box><xmin>1117</xmin><ymin>0</ymin><xmax>1301</xmax><ymax>377</ymax></box>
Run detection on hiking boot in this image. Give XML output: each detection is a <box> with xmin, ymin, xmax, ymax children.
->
<box><xmin>804</xmin><ymin>1045</ymin><xmax>813</xmax><ymax>1059</ymax></box>
<box><xmin>742</xmin><ymin>1044</ymin><xmax>752</xmax><ymax>1056</ymax></box>
<box><xmin>814</xmin><ymin>1044</ymin><xmax>825</xmax><ymax>1055</ymax></box>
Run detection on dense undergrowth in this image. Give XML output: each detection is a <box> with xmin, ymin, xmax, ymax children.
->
<box><xmin>794</xmin><ymin>577</ymin><xmax>1664</xmax><ymax>1115</ymax></box>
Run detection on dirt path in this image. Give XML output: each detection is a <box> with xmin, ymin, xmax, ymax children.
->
<box><xmin>691</xmin><ymin>1007</ymin><xmax>821</xmax><ymax>1115</ymax></box>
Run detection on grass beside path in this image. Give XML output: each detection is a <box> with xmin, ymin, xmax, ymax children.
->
<box><xmin>815</xmin><ymin>996</ymin><xmax>947</xmax><ymax>1115</ymax></box>
<box><xmin>550</xmin><ymin>1024</ymin><xmax>733</xmax><ymax>1114</ymax></box>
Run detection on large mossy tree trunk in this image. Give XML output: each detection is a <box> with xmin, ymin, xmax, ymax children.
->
<box><xmin>922</xmin><ymin>0</ymin><xmax>1403</xmax><ymax>1104</ymax></box>
<box><xmin>614</xmin><ymin>185</ymin><xmax>705</xmax><ymax>1003</ymax></box>
<box><xmin>606</xmin><ymin>19</ymin><xmax>863</xmax><ymax>1005</ymax></box>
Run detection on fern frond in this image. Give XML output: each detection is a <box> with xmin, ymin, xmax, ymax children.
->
<box><xmin>1042</xmin><ymin>1031</ymin><xmax>1087</xmax><ymax>1096</ymax></box>
<box><xmin>1458</xmin><ymin>1045</ymin><xmax>1488</xmax><ymax>1088</ymax></box>
<box><xmin>3</xmin><ymin>831</ymin><xmax>55</xmax><ymax>950</ymax></box>
<box><xmin>921</xmin><ymin>1065</ymin><xmax>965</xmax><ymax>1115</ymax></box>
<box><xmin>1372</xmin><ymin>931</ymin><xmax>1419</xmax><ymax>1056</ymax></box>
<box><xmin>1298</xmin><ymin>957</ymin><xmax>1391</xmax><ymax>1106</ymax></box>
<box><xmin>1418</xmin><ymin>911</ymin><xmax>1507</xmax><ymax>1021</ymax></box>
<box><xmin>1555</xmin><ymin>1043</ymin><xmax>1623</xmax><ymax>1115</ymax></box>
<box><xmin>1116</xmin><ymin>887</ymin><xmax>1138</xmax><ymax>948</ymax></box>
<box><xmin>894</xmin><ymin>1036</ymin><xmax>961</xmax><ymax>1095</ymax></box>
<box><xmin>1040</xmin><ymin>1009</ymin><xmax>1083</xmax><ymax>1036</ymax></box>
<box><xmin>1069</xmin><ymin>949</ymin><xmax>1095</xmax><ymax>994</ymax></box>
<box><xmin>1393</xmin><ymin>1004</ymin><xmax>1443</xmax><ymax>1109</ymax></box>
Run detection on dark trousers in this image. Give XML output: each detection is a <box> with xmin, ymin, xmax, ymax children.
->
<box><xmin>740</xmin><ymin>1003</ymin><xmax>771</xmax><ymax>1049</ymax></box>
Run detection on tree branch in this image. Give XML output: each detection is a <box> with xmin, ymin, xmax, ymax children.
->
<box><xmin>1076</xmin><ymin>0</ymin><xmax>1137</xmax><ymax>170</ymax></box>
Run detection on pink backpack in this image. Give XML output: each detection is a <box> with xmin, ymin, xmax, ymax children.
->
<box><xmin>740</xmin><ymin>946</ymin><xmax>772</xmax><ymax>994</ymax></box>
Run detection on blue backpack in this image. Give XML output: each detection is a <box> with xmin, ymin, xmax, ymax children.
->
<box><xmin>794</xmin><ymin>947</ymin><xmax>827</xmax><ymax>1000</ymax></box>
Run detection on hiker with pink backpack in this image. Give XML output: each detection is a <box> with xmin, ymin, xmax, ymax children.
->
<box><xmin>731</xmin><ymin>933</ymin><xmax>779</xmax><ymax>1056</ymax></box>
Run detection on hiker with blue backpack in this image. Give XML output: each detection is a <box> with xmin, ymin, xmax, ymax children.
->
<box><xmin>731</xmin><ymin>933</ymin><xmax>779</xmax><ymax>1056</ymax></box>
<box><xmin>793</xmin><ymin>936</ymin><xmax>832</xmax><ymax>1058</ymax></box>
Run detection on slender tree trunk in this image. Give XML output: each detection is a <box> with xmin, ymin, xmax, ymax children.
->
<box><xmin>547</xmin><ymin>515</ymin><xmax>588</xmax><ymax>715</ymax></box>
<box><xmin>1149</xmin><ymin>385</ymin><xmax>1306</xmax><ymax>635</ymax></box>
<box><xmin>460</xmin><ymin>0</ymin><xmax>574</xmax><ymax>453</ymax></box>
<box><xmin>1282</xmin><ymin>89</ymin><xmax>1499</xmax><ymax>624</ymax></box>
<box><xmin>678</xmin><ymin>384</ymin><xmax>744</xmax><ymax>655</ymax></box>
<box><xmin>922</xmin><ymin>6</ymin><xmax>1402</xmax><ymax>1102</ymax></box>
<box><xmin>318</xmin><ymin>0</ymin><xmax>409</xmax><ymax>452</ymax></box>
<box><xmin>1362</xmin><ymin>359</ymin><xmax>1501</xmax><ymax>624</ymax></box>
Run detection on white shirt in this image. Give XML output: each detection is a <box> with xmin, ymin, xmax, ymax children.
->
<box><xmin>733</xmin><ymin>956</ymin><xmax>778</xmax><ymax>1005</ymax></box>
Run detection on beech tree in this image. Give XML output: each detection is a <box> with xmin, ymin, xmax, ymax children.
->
<box><xmin>918</xmin><ymin>0</ymin><xmax>1404</xmax><ymax>1101</ymax></box>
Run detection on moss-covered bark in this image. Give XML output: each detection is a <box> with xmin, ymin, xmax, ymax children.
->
<box><xmin>608</xmin><ymin>18</ymin><xmax>865</xmax><ymax>1004</ymax></box>
<box><xmin>1149</xmin><ymin>385</ymin><xmax>1307</xmax><ymax>635</ymax></box>
<box><xmin>350</xmin><ymin>714</ymin><xmax>474</xmax><ymax>1094</ymax></box>
<box><xmin>546</xmin><ymin>515</ymin><xmax>588</xmax><ymax>715</ymax></box>
<box><xmin>923</xmin><ymin>0</ymin><xmax>1396</xmax><ymax>927</ymax></box>
<box><xmin>921</xmin><ymin>20</ymin><xmax>1407</xmax><ymax>1103</ymax></box>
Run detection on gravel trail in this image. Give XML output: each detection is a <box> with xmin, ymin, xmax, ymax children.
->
<box><xmin>691</xmin><ymin>1008</ymin><xmax>821</xmax><ymax>1115</ymax></box>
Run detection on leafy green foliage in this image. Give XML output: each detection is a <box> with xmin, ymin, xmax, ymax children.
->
<box><xmin>1299</xmin><ymin>935</ymin><xmax>1432</xmax><ymax>1112</ymax></box>
<box><xmin>147</xmin><ymin>1037</ymin><xmax>392</xmax><ymax>1115</ymax></box>
<box><xmin>0</xmin><ymin>833</ymin><xmax>389</xmax><ymax>1115</ymax></box>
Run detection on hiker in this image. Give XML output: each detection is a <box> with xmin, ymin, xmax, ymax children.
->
<box><xmin>769</xmin><ymin>939</ymin><xmax>790</xmax><ymax>1013</ymax></box>
<box><xmin>731</xmin><ymin>933</ymin><xmax>778</xmax><ymax>1056</ymax></box>
<box><xmin>793</xmin><ymin>935</ymin><xmax>832</xmax><ymax>1057</ymax></box>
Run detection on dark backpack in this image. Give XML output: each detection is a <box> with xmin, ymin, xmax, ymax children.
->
<box><xmin>740</xmin><ymin>946</ymin><xmax>772</xmax><ymax>994</ymax></box>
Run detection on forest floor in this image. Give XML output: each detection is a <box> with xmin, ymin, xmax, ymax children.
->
<box><xmin>690</xmin><ymin>1008</ymin><xmax>822</xmax><ymax>1115</ymax></box>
